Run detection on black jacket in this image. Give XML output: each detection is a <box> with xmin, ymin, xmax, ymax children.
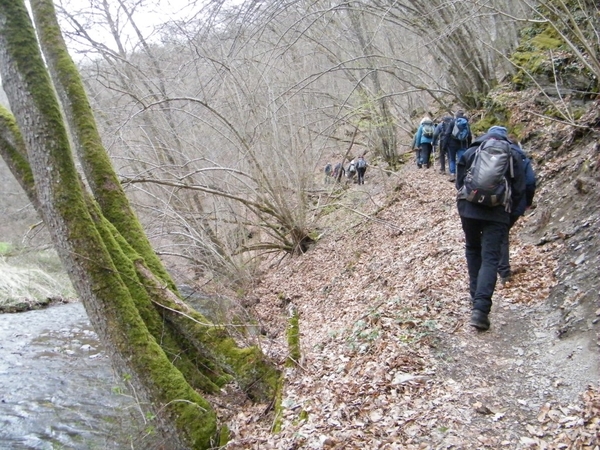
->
<box><xmin>433</xmin><ymin>116</ymin><xmax>453</xmax><ymax>147</ymax></box>
<box><xmin>456</xmin><ymin>133</ymin><xmax>526</xmax><ymax>224</ymax></box>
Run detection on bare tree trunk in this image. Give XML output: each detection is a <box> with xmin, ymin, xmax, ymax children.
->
<box><xmin>347</xmin><ymin>7</ymin><xmax>398</xmax><ymax>165</ymax></box>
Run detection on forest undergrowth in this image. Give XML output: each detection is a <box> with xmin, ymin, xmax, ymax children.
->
<box><xmin>221</xmin><ymin>103</ymin><xmax>600</xmax><ymax>449</ymax></box>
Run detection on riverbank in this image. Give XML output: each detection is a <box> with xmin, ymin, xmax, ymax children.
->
<box><xmin>0</xmin><ymin>249</ymin><xmax>75</xmax><ymax>313</ymax></box>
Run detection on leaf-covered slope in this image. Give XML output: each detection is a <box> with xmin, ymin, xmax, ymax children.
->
<box><xmin>225</xmin><ymin>97</ymin><xmax>600</xmax><ymax>448</ymax></box>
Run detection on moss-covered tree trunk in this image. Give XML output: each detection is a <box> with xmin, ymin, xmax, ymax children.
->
<box><xmin>0</xmin><ymin>0</ymin><xmax>279</xmax><ymax>448</ymax></box>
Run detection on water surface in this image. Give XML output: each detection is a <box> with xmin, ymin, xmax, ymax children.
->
<box><xmin>0</xmin><ymin>302</ymin><xmax>148</xmax><ymax>449</ymax></box>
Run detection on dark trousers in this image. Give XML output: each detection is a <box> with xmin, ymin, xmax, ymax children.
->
<box><xmin>419</xmin><ymin>143</ymin><xmax>432</xmax><ymax>168</ymax></box>
<box><xmin>439</xmin><ymin>144</ymin><xmax>448</xmax><ymax>172</ymax></box>
<box><xmin>460</xmin><ymin>217</ymin><xmax>508</xmax><ymax>314</ymax></box>
<box><xmin>498</xmin><ymin>215</ymin><xmax>520</xmax><ymax>278</ymax></box>
<box><xmin>357</xmin><ymin>167</ymin><xmax>366</xmax><ymax>184</ymax></box>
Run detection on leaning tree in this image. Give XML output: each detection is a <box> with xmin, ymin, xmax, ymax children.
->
<box><xmin>0</xmin><ymin>0</ymin><xmax>280</xmax><ymax>448</ymax></box>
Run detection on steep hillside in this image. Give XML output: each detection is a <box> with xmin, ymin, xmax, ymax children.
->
<box><xmin>222</xmin><ymin>97</ymin><xmax>600</xmax><ymax>448</ymax></box>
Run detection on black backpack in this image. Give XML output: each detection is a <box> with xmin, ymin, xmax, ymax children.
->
<box><xmin>458</xmin><ymin>139</ymin><xmax>514</xmax><ymax>210</ymax></box>
<box><xmin>442</xmin><ymin>119</ymin><xmax>454</xmax><ymax>141</ymax></box>
<box><xmin>441</xmin><ymin>119</ymin><xmax>451</xmax><ymax>135</ymax></box>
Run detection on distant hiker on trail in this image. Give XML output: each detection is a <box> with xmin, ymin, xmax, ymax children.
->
<box><xmin>356</xmin><ymin>155</ymin><xmax>367</xmax><ymax>185</ymax></box>
<box><xmin>495</xmin><ymin>128</ymin><xmax>537</xmax><ymax>284</ymax></box>
<box><xmin>455</xmin><ymin>126</ymin><xmax>526</xmax><ymax>331</ymax></box>
<box><xmin>333</xmin><ymin>162</ymin><xmax>345</xmax><ymax>182</ymax></box>
<box><xmin>446</xmin><ymin>110</ymin><xmax>472</xmax><ymax>182</ymax></box>
<box><xmin>412</xmin><ymin>116</ymin><xmax>435</xmax><ymax>168</ymax></box>
<box><xmin>347</xmin><ymin>159</ymin><xmax>357</xmax><ymax>181</ymax></box>
<box><xmin>433</xmin><ymin>116</ymin><xmax>453</xmax><ymax>174</ymax></box>
<box><xmin>324</xmin><ymin>162</ymin><xmax>333</xmax><ymax>184</ymax></box>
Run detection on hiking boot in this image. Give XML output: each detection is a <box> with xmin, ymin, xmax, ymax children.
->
<box><xmin>448</xmin><ymin>174</ymin><xmax>456</xmax><ymax>182</ymax></box>
<box><xmin>500</xmin><ymin>273</ymin><xmax>512</xmax><ymax>285</ymax></box>
<box><xmin>439</xmin><ymin>169</ymin><xmax>445</xmax><ymax>174</ymax></box>
<box><xmin>417</xmin><ymin>163</ymin><xmax>422</xmax><ymax>169</ymax></box>
<box><xmin>469</xmin><ymin>310</ymin><xmax>490</xmax><ymax>331</ymax></box>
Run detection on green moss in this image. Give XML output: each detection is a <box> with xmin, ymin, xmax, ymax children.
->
<box><xmin>218</xmin><ymin>424</ymin><xmax>230</xmax><ymax>446</ymax></box>
<box><xmin>472</xmin><ymin>96</ymin><xmax>513</xmax><ymax>136</ymax></box>
<box><xmin>531</xmin><ymin>33</ymin><xmax>563</xmax><ymax>50</ymax></box>
<box><xmin>544</xmin><ymin>106</ymin><xmax>564</xmax><ymax>119</ymax></box>
<box><xmin>286</xmin><ymin>309</ymin><xmax>301</xmax><ymax>367</ymax></box>
<box><xmin>32</xmin><ymin>0</ymin><xmax>177</xmax><ymax>293</ymax></box>
<box><xmin>0</xmin><ymin>108</ymin><xmax>37</xmax><ymax>205</ymax></box>
<box><xmin>204</xmin><ymin>328</ymin><xmax>280</xmax><ymax>401</ymax></box>
<box><xmin>572</xmin><ymin>108</ymin><xmax>587</xmax><ymax>121</ymax></box>
<box><xmin>0</xmin><ymin>242</ymin><xmax>12</xmax><ymax>255</ymax></box>
<box><xmin>398</xmin><ymin>151</ymin><xmax>415</xmax><ymax>166</ymax></box>
<box><xmin>509</xmin><ymin>25</ymin><xmax>567</xmax><ymax>90</ymax></box>
<box><xmin>271</xmin><ymin>373</ymin><xmax>286</xmax><ymax>433</ymax></box>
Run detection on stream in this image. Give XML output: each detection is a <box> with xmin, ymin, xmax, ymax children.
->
<box><xmin>0</xmin><ymin>302</ymin><xmax>149</xmax><ymax>449</ymax></box>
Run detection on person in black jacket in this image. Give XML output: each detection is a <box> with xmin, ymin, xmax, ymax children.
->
<box><xmin>433</xmin><ymin>116</ymin><xmax>453</xmax><ymax>174</ymax></box>
<box><xmin>456</xmin><ymin>127</ymin><xmax>526</xmax><ymax>331</ymax></box>
<box><xmin>355</xmin><ymin>155</ymin><xmax>367</xmax><ymax>185</ymax></box>
<box><xmin>496</xmin><ymin>129</ymin><xmax>537</xmax><ymax>283</ymax></box>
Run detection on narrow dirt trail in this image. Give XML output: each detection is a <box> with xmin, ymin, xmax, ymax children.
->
<box><xmin>437</xmin><ymin>293</ymin><xmax>598</xmax><ymax>447</ymax></box>
<box><xmin>227</xmin><ymin>162</ymin><xmax>599</xmax><ymax>449</ymax></box>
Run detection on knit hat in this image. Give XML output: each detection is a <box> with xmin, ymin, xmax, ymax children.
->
<box><xmin>420</xmin><ymin>116</ymin><xmax>431</xmax><ymax>124</ymax></box>
<box><xmin>488</xmin><ymin>126</ymin><xmax>508</xmax><ymax>138</ymax></box>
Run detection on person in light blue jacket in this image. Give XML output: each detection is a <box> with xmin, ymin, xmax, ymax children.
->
<box><xmin>412</xmin><ymin>116</ymin><xmax>435</xmax><ymax>168</ymax></box>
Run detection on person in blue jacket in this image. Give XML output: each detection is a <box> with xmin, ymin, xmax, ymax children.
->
<box><xmin>446</xmin><ymin>110</ymin><xmax>472</xmax><ymax>182</ymax></box>
<box><xmin>412</xmin><ymin>116</ymin><xmax>435</xmax><ymax>168</ymax></box>
<box><xmin>456</xmin><ymin>126</ymin><xmax>526</xmax><ymax>331</ymax></box>
<box><xmin>494</xmin><ymin>128</ymin><xmax>537</xmax><ymax>284</ymax></box>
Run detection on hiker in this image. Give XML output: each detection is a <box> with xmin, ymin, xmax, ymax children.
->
<box><xmin>355</xmin><ymin>155</ymin><xmax>367</xmax><ymax>185</ymax></box>
<box><xmin>324</xmin><ymin>162</ymin><xmax>333</xmax><ymax>184</ymax></box>
<box><xmin>446</xmin><ymin>110</ymin><xmax>472</xmax><ymax>182</ymax></box>
<box><xmin>496</xmin><ymin>129</ymin><xmax>537</xmax><ymax>284</ymax></box>
<box><xmin>433</xmin><ymin>116</ymin><xmax>453</xmax><ymax>174</ymax></box>
<box><xmin>347</xmin><ymin>159</ymin><xmax>357</xmax><ymax>181</ymax></box>
<box><xmin>412</xmin><ymin>116</ymin><xmax>435</xmax><ymax>168</ymax></box>
<box><xmin>455</xmin><ymin>126</ymin><xmax>526</xmax><ymax>331</ymax></box>
<box><xmin>332</xmin><ymin>162</ymin><xmax>345</xmax><ymax>182</ymax></box>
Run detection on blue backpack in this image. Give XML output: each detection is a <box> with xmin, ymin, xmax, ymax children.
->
<box><xmin>452</xmin><ymin>117</ymin><xmax>470</xmax><ymax>142</ymax></box>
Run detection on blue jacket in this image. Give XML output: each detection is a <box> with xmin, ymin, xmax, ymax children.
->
<box><xmin>511</xmin><ymin>146</ymin><xmax>536</xmax><ymax>217</ymax></box>
<box><xmin>456</xmin><ymin>132</ymin><xmax>526</xmax><ymax>224</ymax></box>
